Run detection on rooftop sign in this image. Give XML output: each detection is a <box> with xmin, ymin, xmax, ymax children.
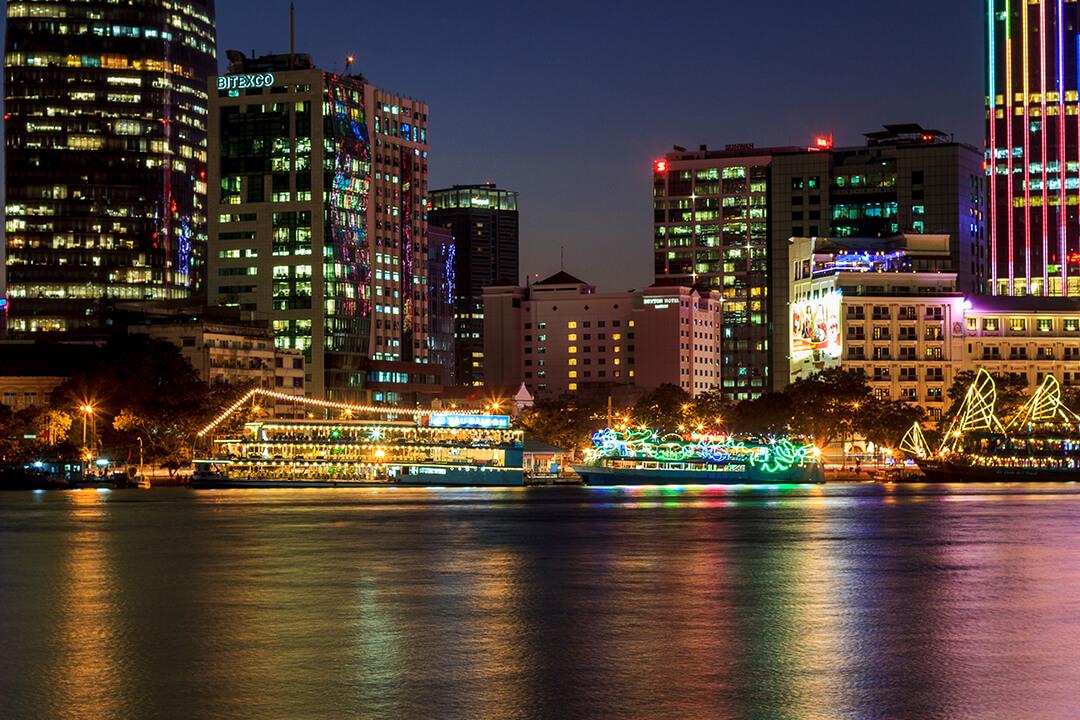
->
<box><xmin>217</xmin><ymin>73</ymin><xmax>275</xmax><ymax>91</ymax></box>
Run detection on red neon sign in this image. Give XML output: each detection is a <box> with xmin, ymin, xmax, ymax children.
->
<box><xmin>654</xmin><ymin>159</ymin><xmax>667</xmax><ymax>173</ymax></box>
<box><xmin>814</xmin><ymin>134</ymin><xmax>833</xmax><ymax>150</ymax></box>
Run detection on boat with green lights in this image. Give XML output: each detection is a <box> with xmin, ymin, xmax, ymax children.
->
<box><xmin>902</xmin><ymin>370</ymin><xmax>1080</xmax><ymax>482</ymax></box>
<box><xmin>571</xmin><ymin>427</ymin><xmax>824</xmax><ymax>485</ymax></box>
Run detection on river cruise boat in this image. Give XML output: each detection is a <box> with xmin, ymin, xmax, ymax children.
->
<box><xmin>571</xmin><ymin>427</ymin><xmax>824</xmax><ymax>485</ymax></box>
<box><xmin>194</xmin><ymin>413</ymin><xmax>524</xmax><ymax>488</ymax></box>
<box><xmin>904</xmin><ymin>371</ymin><xmax>1080</xmax><ymax>482</ymax></box>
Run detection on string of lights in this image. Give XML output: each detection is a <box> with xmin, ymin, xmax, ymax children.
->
<box><xmin>197</xmin><ymin>388</ymin><xmax>488</xmax><ymax>437</ymax></box>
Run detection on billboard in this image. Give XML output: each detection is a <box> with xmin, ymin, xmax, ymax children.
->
<box><xmin>791</xmin><ymin>293</ymin><xmax>841</xmax><ymax>360</ymax></box>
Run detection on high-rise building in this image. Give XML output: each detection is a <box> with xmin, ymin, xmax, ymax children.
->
<box><xmin>428</xmin><ymin>183</ymin><xmax>519</xmax><ymax>385</ymax></box>
<box><xmin>207</xmin><ymin>52</ymin><xmax>438</xmax><ymax>403</ymax></box>
<box><xmin>986</xmin><ymin>1</ymin><xmax>1080</xmax><ymax>296</ymax></box>
<box><xmin>653</xmin><ymin>126</ymin><xmax>984</xmax><ymax>400</ymax></box>
<box><xmin>4</xmin><ymin>0</ymin><xmax>217</xmax><ymax>334</ymax></box>
<box><xmin>426</xmin><ymin>226</ymin><xmax>457</xmax><ymax>386</ymax></box>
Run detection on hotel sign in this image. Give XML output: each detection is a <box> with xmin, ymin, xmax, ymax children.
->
<box><xmin>644</xmin><ymin>296</ymin><xmax>680</xmax><ymax>308</ymax></box>
<box><xmin>217</xmin><ymin>73</ymin><xmax>275</xmax><ymax>90</ymax></box>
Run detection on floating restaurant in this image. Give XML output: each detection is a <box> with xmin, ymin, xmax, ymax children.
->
<box><xmin>194</xmin><ymin>389</ymin><xmax>524</xmax><ymax>487</ymax></box>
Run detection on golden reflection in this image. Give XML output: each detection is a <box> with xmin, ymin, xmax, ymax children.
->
<box><xmin>470</xmin><ymin>549</ymin><xmax>530</xmax><ymax>720</ymax></box>
<box><xmin>52</xmin><ymin>490</ymin><xmax>122</xmax><ymax>719</ymax></box>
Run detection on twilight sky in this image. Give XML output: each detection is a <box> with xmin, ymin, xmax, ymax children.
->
<box><xmin>3</xmin><ymin>1</ymin><xmax>986</xmax><ymax>293</ymax></box>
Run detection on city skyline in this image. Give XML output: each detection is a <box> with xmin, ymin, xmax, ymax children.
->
<box><xmin>2</xmin><ymin>1</ymin><xmax>985</xmax><ymax>294</ymax></box>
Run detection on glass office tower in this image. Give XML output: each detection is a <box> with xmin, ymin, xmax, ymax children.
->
<box><xmin>4</xmin><ymin>0</ymin><xmax>217</xmax><ymax>333</ymax></box>
<box><xmin>986</xmin><ymin>0</ymin><xmax>1080</xmax><ymax>296</ymax></box>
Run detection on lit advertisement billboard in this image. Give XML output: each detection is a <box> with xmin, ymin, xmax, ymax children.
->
<box><xmin>791</xmin><ymin>293</ymin><xmax>841</xmax><ymax>360</ymax></box>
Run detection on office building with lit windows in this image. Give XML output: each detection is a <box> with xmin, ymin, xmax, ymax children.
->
<box><xmin>428</xmin><ymin>183</ymin><xmax>519</xmax><ymax>385</ymax></box>
<box><xmin>207</xmin><ymin>52</ymin><xmax>437</xmax><ymax>403</ymax></box>
<box><xmin>4</xmin><ymin>0</ymin><xmax>217</xmax><ymax>334</ymax></box>
<box><xmin>986</xmin><ymin>1</ymin><xmax>1080</xmax><ymax>296</ymax></box>
<box><xmin>483</xmin><ymin>271</ymin><xmax>723</xmax><ymax>401</ymax></box>
<box><xmin>653</xmin><ymin>126</ymin><xmax>984</xmax><ymax>400</ymax></box>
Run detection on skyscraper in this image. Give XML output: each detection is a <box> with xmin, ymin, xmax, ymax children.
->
<box><xmin>428</xmin><ymin>183</ymin><xmax>519</xmax><ymax>385</ymax></box>
<box><xmin>986</xmin><ymin>0</ymin><xmax>1080</xmax><ymax>296</ymax></box>
<box><xmin>207</xmin><ymin>52</ymin><xmax>437</xmax><ymax>403</ymax></box>
<box><xmin>4</xmin><ymin>0</ymin><xmax>217</xmax><ymax>333</ymax></box>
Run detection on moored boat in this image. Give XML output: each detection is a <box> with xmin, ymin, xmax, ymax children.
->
<box><xmin>572</xmin><ymin>427</ymin><xmax>824</xmax><ymax>485</ymax></box>
<box><xmin>904</xmin><ymin>371</ymin><xmax>1080</xmax><ymax>482</ymax></box>
<box><xmin>194</xmin><ymin>413</ymin><xmax>524</xmax><ymax>488</ymax></box>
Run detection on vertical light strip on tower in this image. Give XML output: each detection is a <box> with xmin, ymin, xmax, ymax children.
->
<box><xmin>989</xmin><ymin>0</ymin><xmax>998</xmax><ymax>292</ymax></box>
<box><xmin>1059</xmin><ymin>0</ymin><xmax>1068</xmax><ymax>295</ymax></box>
<box><xmin>1002</xmin><ymin>0</ymin><xmax>1010</xmax><ymax>295</ymax></box>
<box><xmin>1023</xmin><ymin>0</ymin><xmax>1031</xmax><ymax>292</ymax></box>
<box><xmin>1040</xmin><ymin>0</ymin><xmax>1049</xmax><ymax>295</ymax></box>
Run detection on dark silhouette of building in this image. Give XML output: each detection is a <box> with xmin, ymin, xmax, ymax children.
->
<box><xmin>4</xmin><ymin>0</ymin><xmax>218</xmax><ymax>334</ymax></box>
<box><xmin>428</xmin><ymin>183</ymin><xmax>518</xmax><ymax>385</ymax></box>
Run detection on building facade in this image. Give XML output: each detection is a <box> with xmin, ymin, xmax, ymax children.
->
<box><xmin>483</xmin><ymin>271</ymin><xmax>722</xmax><ymax>400</ymax></box>
<box><xmin>428</xmin><ymin>183</ymin><xmax>519</xmax><ymax>385</ymax></box>
<box><xmin>786</xmin><ymin>235</ymin><xmax>1080</xmax><ymax>418</ymax></box>
<box><xmin>207</xmin><ymin>53</ymin><xmax>438</xmax><ymax>403</ymax></box>
<box><xmin>986</xmin><ymin>0</ymin><xmax>1080</xmax><ymax>297</ymax></box>
<box><xmin>653</xmin><ymin>126</ymin><xmax>984</xmax><ymax>400</ymax></box>
<box><xmin>4</xmin><ymin>0</ymin><xmax>217</xmax><ymax>333</ymax></box>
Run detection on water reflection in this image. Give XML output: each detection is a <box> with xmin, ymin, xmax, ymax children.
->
<box><xmin>48</xmin><ymin>490</ymin><xmax>124</xmax><ymax>720</ymax></box>
<box><xmin>2</xmin><ymin>485</ymin><xmax>1080</xmax><ymax>719</ymax></box>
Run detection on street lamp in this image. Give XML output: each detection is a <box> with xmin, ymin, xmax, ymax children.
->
<box><xmin>80</xmin><ymin>404</ymin><xmax>94</xmax><ymax>446</ymax></box>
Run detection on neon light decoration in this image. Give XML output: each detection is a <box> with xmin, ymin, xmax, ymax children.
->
<box><xmin>585</xmin><ymin>427</ymin><xmax>818</xmax><ymax>473</ymax></box>
<box><xmin>197</xmin><ymin>387</ymin><xmax>487</xmax><ymax>437</ymax></box>
<box><xmin>940</xmin><ymin>368</ymin><xmax>1006</xmax><ymax>452</ymax></box>
<box><xmin>430</xmin><ymin>414</ymin><xmax>510</xmax><ymax>429</ymax></box>
<box><xmin>654</xmin><ymin>160</ymin><xmax>667</xmax><ymax>173</ymax></box>
<box><xmin>899</xmin><ymin>422</ymin><xmax>931</xmax><ymax>458</ymax></box>
<box><xmin>1007</xmin><ymin>374</ymin><xmax>1080</xmax><ymax>430</ymax></box>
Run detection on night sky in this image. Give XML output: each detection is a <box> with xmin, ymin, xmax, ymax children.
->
<box><xmin>2</xmin><ymin>1</ymin><xmax>986</xmax><ymax>292</ymax></box>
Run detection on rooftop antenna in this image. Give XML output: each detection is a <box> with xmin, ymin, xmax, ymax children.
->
<box><xmin>289</xmin><ymin>3</ymin><xmax>295</xmax><ymax>70</ymax></box>
<box><xmin>561</xmin><ymin>246</ymin><xmax>565</xmax><ymax>270</ymax></box>
<box><xmin>345</xmin><ymin>54</ymin><xmax>354</xmax><ymax>75</ymax></box>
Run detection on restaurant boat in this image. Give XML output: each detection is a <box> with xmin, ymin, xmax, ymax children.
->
<box><xmin>571</xmin><ymin>427</ymin><xmax>824</xmax><ymax>485</ymax></box>
<box><xmin>193</xmin><ymin>390</ymin><xmax>524</xmax><ymax>488</ymax></box>
<box><xmin>904</xmin><ymin>371</ymin><xmax>1080</xmax><ymax>482</ymax></box>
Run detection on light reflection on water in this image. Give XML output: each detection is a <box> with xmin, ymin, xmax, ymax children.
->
<box><xmin>2</xmin><ymin>484</ymin><xmax>1080</xmax><ymax>719</ymax></box>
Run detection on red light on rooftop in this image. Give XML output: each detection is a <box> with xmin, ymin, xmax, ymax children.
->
<box><xmin>814</xmin><ymin>133</ymin><xmax>833</xmax><ymax>150</ymax></box>
<box><xmin>654</xmin><ymin>159</ymin><xmax>667</xmax><ymax>173</ymax></box>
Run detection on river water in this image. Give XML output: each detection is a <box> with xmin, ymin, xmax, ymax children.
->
<box><xmin>2</xmin><ymin>484</ymin><xmax>1079</xmax><ymax>720</ymax></box>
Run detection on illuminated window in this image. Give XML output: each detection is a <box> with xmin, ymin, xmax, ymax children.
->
<box><xmin>568</xmin><ymin>321</ymin><xmax>577</xmax><ymax>329</ymax></box>
<box><xmin>983</xmin><ymin>318</ymin><xmax>999</xmax><ymax>331</ymax></box>
<box><xmin>568</xmin><ymin>371</ymin><xmax>577</xmax><ymax>378</ymax></box>
<box><xmin>568</xmin><ymin>383</ymin><xmax>577</xmax><ymax>391</ymax></box>
<box><xmin>568</xmin><ymin>346</ymin><xmax>577</xmax><ymax>354</ymax></box>
<box><xmin>568</xmin><ymin>334</ymin><xmax>577</xmax><ymax>341</ymax></box>
<box><xmin>1009</xmin><ymin>318</ymin><xmax>1026</xmax><ymax>331</ymax></box>
<box><xmin>568</xmin><ymin>359</ymin><xmax>577</xmax><ymax>366</ymax></box>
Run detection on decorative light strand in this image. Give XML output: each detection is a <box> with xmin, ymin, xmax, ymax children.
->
<box><xmin>198</xmin><ymin>388</ymin><xmax>488</xmax><ymax>437</ymax></box>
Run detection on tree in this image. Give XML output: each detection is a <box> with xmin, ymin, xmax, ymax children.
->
<box><xmin>53</xmin><ymin>335</ymin><xmax>212</xmax><ymax>475</ymax></box>
<box><xmin>517</xmin><ymin>401</ymin><xmax>602</xmax><ymax>452</ymax></box>
<box><xmin>688</xmin><ymin>387</ymin><xmax>730</xmax><ymax>432</ymax></box>
<box><xmin>727</xmin><ymin>393</ymin><xmax>794</xmax><ymax>436</ymax></box>
<box><xmin>785</xmin><ymin>368</ymin><xmax>871</xmax><ymax>448</ymax></box>
<box><xmin>630</xmin><ymin>384</ymin><xmax>693</xmax><ymax>431</ymax></box>
<box><xmin>855</xmin><ymin>398</ymin><xmax>925</xmax><ymax>459</ymax></box>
